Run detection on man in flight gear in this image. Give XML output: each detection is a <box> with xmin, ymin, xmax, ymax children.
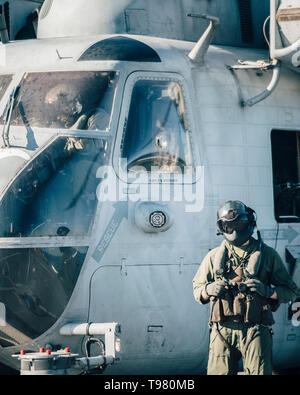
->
<box><xmin>193</xmin><ymin>200</ymin><xmax>299</xmax><ymax>375</ymax></box>
<box><xmin>44</xmin><ymin>83</ymin><xmax>110</xmax><ymax>131</ymax></box>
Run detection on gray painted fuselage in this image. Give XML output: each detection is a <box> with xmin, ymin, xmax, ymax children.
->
<box><xmin>0</xmin><ymin>0</ymin><xmax>299</xmax><ymax>374</ymax></box>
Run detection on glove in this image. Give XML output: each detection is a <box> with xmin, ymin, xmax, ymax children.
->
<box><xmin>205</xmin><ymin>280</ymin><xmax>228</xmax><ymax>298</ymax></box>
<box><xmin>244</xmin><ymin>279</ymin><xmax>273</xmax><ymax>298</ymax></box>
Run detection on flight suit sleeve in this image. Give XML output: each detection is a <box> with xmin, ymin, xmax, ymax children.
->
<box><xmin>70</xmin><ymin>114</ymin><xmax>88</xmax><ymax>130</ymax></box>
<box><xmin>268</xmin><ymin>247</ymin><xmax>299</xmax><ymax>304</ymax></box>
<box><xmin>193</xmin><ymin>249</ymin><xmax>216</xmax><ymax>304</ymax></box>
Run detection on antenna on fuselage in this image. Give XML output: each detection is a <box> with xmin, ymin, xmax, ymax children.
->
<box><xmin>187</xmin><ymin>14</ymin><xmax>220</xmax><ymax>64</ymax></box>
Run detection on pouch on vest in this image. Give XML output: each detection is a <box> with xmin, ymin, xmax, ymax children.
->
<box><xmin>245</xmin><ymin>294</ymin><xmax>274</xmax><ymax>325</ymax></box>
<box><xmin>245</xmin><ymin>294</ymin><xmax>261</xmax><ymax>324</ymax></box>
<box><xmin>210</xmin><ymin>292</ymin><xmax>235</xmax><ymax>323</ymax></box>
<box><xmin>210</xmin><ymin>298</ymin><xmax>224</xmax><ymax>323</ymax></box>
<box><xmin>261</xmin><ymin>299</ymin><xmax>275</xmax><ymax>326</ymax></box>
<box><xmin>221</xmin><ymin>292</ymin><xmax>234</xmax><ymax>317</ymax></box>
<box><xmin>233</xmin><ymin>293</ymin><xmax>246</xmax><ymax>316</ymax></box>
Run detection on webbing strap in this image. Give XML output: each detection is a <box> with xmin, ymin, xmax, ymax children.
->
<box><xmin>214</xmin><ymin>323</ymin><xmax>239</xmax><ymax>356</ymax></box>
<box><xmin>213</xmin><ymin>239</ymin><xmax>262</xmax><ymax>281</ymax></box>
<box><xmin>213</xmin><ymin>240</ymin><xmax>227</xmax><ymax>279</ymax></box>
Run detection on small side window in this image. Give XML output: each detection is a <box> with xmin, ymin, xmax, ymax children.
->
<box><xmin>271</xmin><ymin>130</ymin><xmax>300</xmax><ymax>222</ymax></box>
<box><xmin>121</xmin><ymin>79</ymin><xmax>193</xmax><ymax>174</ymax></box>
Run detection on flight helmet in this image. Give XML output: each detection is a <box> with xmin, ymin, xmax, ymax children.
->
<box><xmin>44</xmin><ymin>83</ymin><xmax>83</xmax><ymax>128</ymax></box>
<box><xmin>217</xmin><ymin>200</ymin><xmax>256</xmax><ymax>246</ymax></box>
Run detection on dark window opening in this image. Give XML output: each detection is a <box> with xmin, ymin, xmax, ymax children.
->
<box><xmin>4</xmin><ymin>2</ymin><xmax>10</xmax><ymax>40</ymax></box>
<box><xmin>0</xmin><ymin>2</ymin><xmax>10</xmax><ymax>40</ymax></box>
<box><xmin>15</xmin><ymin>8</ymin><xmax>39</xmax><ymax>40</ymax></box>
<box><xmin>271</xmin><ymin>130</ymin><xmax>300</xmax><ymax>222</ymax></box>
<box><xmin>237</xmin><ymin>0</ymin><xmax>254</xmax><ymax>44</ymax></box>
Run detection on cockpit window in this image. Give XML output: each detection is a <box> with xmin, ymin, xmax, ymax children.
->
<box><xmin>121</xmin><ymin>79</ymin><xmax>193</xmax><ymax>173</ymax></box>
<box><xmin>0</xmin><ymin>136</ymin><xmax>109</xmax><ymax>237</ymax></box>
<box><xmin>0</xmin><ymin>246</ymin><xmax>88</xmax><ymax>346</ymax></box>
<box><xmin>1</xmin><ymin>71</ymin><xmax>118</xmax><ymax>130</ymax></box>
<box><xmin>0</xmin><ymin>74</ymin><xmax>13</xmax><ymax>102</ymax></box>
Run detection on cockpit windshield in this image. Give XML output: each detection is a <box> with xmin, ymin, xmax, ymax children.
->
<box><xmin>1</xmin><ymin>71</ymin><xmax>118</xmax><ymax>130</ymax></box>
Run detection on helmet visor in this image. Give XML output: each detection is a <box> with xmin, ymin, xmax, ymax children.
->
<box><xmin>217</xmin><ymin>217</ymin><xmax>249</xmax><ymax>234</ymax></box>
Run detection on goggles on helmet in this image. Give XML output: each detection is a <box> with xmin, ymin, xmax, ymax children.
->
<box><xmin>217</xmin><ymin>217</ymin><xmax>249</xmax><ymax>234</ymax></box>
<box><xmin>217</xmin><ymin>200</ymin><xmax>251</xmax><ymax>235</ymax></box>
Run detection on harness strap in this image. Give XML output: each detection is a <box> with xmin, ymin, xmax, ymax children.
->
<box><xmin>244</xmin><ymin>249</ymin><xmax>262</xmax><ymax>278</ymax></box>
<box><xmin>208</xmin><ymin>297</ymin><xmax>217</xmax><ymax>327</ymax></box>
<box><xmin>213</xmin><ymin>240</ymin><xmax>227</xmax><ymax>279</ymax></box>
<box><xmin>214</xmin><ymin>323</ymin><xmax>238</xmax><ymax>355</ymax></box>
<box><xmin>241</xmin><ymin>325</ymin><xmax>259</xmax><ymax>359</ymax></box>
<box><xmin>213</xmin><ymin>239</ymin><xmax>262</xmax><ymax>281</ymax></box>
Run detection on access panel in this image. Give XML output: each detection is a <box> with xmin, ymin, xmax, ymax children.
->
<box><xmin>88</xmin><ymin>263</ymin><xmax>209</xmax><ymax>374</ymax></box>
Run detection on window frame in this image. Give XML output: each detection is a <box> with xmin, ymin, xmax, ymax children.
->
<box><xmin>112</xmin><ymin>71</ymin><xmax>201</xmax><ymax>185</ymax></box>
<box><xmin>0</xmin><ymin>66</ymin><xmax>124</xmax><ymax>249</ymax></box>
<box><xmin>0</xmin><ymin>69</ymin><xmax>122</xmax><ymax>135</ymax></box>
<box><xmin>271</xmin><ymin>128</ymin><xmax>300</xmax><ymax>223</ymax></box>
<box><xmin>0</xmin><ymin>133</ymin><xmax>112</xmax><ymax>247</ymax></box>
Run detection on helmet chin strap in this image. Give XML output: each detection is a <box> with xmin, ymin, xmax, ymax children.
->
<box><xmin>256</xmin><ymin>224</ymin><xmax>262</xmax><ymax>242</ymax></box>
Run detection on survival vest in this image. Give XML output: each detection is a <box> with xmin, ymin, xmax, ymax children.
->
<box><xmin>209</xmin><ymin>240</ymin><xmax>276</xmax><ymax>326</ymax></box>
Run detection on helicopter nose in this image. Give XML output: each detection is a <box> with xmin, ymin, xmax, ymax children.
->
<box><xmin>0</xmin><ymin>134</ymin><xmax>110</xmax><ymax>348</ymax></box>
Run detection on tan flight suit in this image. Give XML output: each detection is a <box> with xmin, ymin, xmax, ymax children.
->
<box><xmin>193</xmin><ymin>237</ymin><xmax>299</xmax><ymax>375</ymax></box>
<box><xmin>71</xmin><ymin>108</ymin><xmax>110</xmax><ymax>131</ymax></box>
